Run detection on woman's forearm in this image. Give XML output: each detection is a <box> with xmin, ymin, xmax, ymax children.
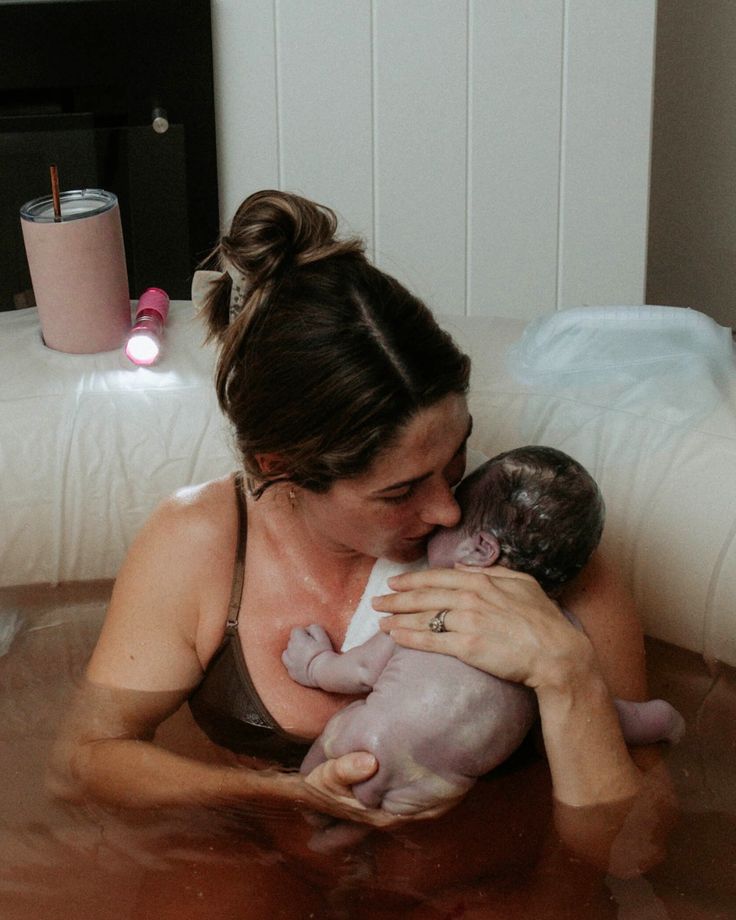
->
<box><xmin>47</xmin><ymin>736</ymin><xmax>283</xmax><ymax>811</ymax></box>
<box><xmin>535</xmin><ymin>657</ymin><xmax>641</xmax><ymax>807</ymax></box>
<box><xmin>536</xmin><ymin>656</ymin><xmax>677</xmax><ymax>875</ymax></box>
<box><xmin>47</xmin><ymin>725</ymin><xmax>393</xmax><ymax>829</ymax></box>
<box><xmin>45</xmin><ymin>681</ymin><xmax>292</xmax><ymax>812</ymax></box>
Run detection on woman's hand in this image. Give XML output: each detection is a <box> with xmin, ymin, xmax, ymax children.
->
<box><xmin>302</xmin><ymin>752</ymin><xmax>397</xmax><ymax>827</ymax></box>
<box><xmin>373</xmin><ymin>565</ymin><xmax>594</xmax><ymax>692</ymax></box>
<box><xmin>274</xmin><ymin>752</ymin><xmax>459</xmax><ymax>828</ymax></box>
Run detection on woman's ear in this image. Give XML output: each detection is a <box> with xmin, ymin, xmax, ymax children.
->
<box><xmin>457</xmin><ymin>531</ymin><xmax>501</xmax><ymax>568</ymax></box>
<box><xmin>254</xmin><ymin>452</ymin><xmax>288</xmax><ymax>477</ymax></box>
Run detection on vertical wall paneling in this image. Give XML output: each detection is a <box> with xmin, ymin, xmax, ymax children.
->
<box><xmin>212</xmin><ymin>0</ymin><xmax>279</xmax><ymax>224</ymax></box>
<box><xmin>277</xmin><ymin>1</ymin><xmax>374</xmax><ymax>248</ymax></box>
<box><xmin>373</xmin><ymin>0</ymin><xmax>468</xmax><ymax>314</ymax></box>
<box><xmin>211</xmin><ymin>1</ymin><xmax>656</xmax><ymax>316</ymax></box>
<box><xmin>468</xmin><ymin>0</ymin><xmax>563</xmax><ymax>318</ymax></box>
<box><xmin>557</xmin><ymin>0</ymin><xmax>656</xmax><ymax>308</ymax></box>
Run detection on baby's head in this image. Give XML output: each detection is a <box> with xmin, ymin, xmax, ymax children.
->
<box><xmin>427</xmin><ymin>446</ymin><xmax>605</xmax><ymax>595</ymax></box>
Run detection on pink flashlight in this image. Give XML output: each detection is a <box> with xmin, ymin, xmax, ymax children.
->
<box><xmin>125</xmin><ymin>287</ymin><xmax>170</xmax><ymax>365</ymax></box>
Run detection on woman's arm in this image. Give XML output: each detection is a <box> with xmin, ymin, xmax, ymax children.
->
<box><xmin>546</xmin><ymin>551</ymin><xmax>678</xmax><ymax>875</ymax></box>
<box><xmin>373</xmin><ymin>551</ymin><xmax>678</xmax><ymax>874</ymax></box>
<box><xmin>46</xmin><ymin>489</ymin><xmax>396</xmax><ymax>828</ymax></box>
<box><xmin>48</xmin><ymin>674</ymin><xmax>383</xmax><ymax>819</ymax></box>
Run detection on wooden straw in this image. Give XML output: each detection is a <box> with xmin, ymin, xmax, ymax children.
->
<box><xmin>50</xmin><ymin>164</ymin><xmax>62</xmax><ymax>222</ymax></box>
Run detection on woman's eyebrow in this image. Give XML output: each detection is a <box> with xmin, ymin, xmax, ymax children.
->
<box><xmin>372</xmin><ymin>416</ymin><xmax>474</xmax><ymax>496</ymax></box>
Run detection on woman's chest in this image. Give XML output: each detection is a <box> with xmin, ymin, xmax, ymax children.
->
<box><xmin>235</xmin><ymin>559</ymin><xmax>371</xmax><ymax>738</ymax></box>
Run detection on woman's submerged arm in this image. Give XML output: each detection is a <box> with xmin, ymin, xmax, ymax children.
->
<box><xmin>373</xmin><ymin>550</ymin><xmax>679</xmax><ymax>875</ymax></box>
<box><xmin>47</xmin><ymin>674</ymin><xmax>383</xmax><ymax>818</ymax></box>
<box><xmin>46</xmin><ymin>488</ymin><xmax>407</xmax><ymax>829</ymax></box>
<box><xmin>46</xmin><ymin>492</ymin><xmax>214</xmax><ymax>807</ymax></box>
<box><xmin>547</xmin><ymin>550</ymin><xmax>679</xmax><ymax>876</ymax></box>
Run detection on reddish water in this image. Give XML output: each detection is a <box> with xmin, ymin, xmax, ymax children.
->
<box><xmin>1</xmin><ymin>582</ymin><xmax>734</xmax><ymax>919</ymax></box>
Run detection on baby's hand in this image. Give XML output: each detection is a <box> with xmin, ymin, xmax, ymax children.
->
<box><xmin>282</xmin><ymin>624</ymin><xmax>334</xmax><ymax>687</ymax></box>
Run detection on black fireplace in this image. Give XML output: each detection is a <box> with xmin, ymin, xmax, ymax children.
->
<box><xmin>0</xmin><ymin>0</ymin><xmax>219</xmax><ymax>308</ymax></box>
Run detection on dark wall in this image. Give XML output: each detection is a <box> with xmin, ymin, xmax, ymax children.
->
<box><xmin>0</xmin><ymin>0</ymin><xmax>219</xmax><ymax>307</ymax></box>
<box><xmin>647</xmin><ymin>0</ymin><xmax>736</xmax><ymax>328</ymax></box>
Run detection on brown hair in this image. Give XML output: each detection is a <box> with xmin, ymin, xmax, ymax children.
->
<box><xmin>456</xmin><ymin>446</ymin><xmax>605</xmax><ymax>593</ymax></box>
<box><xmin>201</xmin><ymin>190</ymin><xmax>471</xmax><ymax>492</ymax></box>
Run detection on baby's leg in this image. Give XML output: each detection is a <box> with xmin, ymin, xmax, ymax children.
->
<box><xmin>614</xmin><ymin>698</ymin><xmax>685</xmax><ymax>745</ymax></box>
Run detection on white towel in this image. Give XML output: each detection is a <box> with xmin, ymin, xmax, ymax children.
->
<box><xmin>341</xmin><ymin>557</ymin><xmax>425</xmax><ymax>651</ymax></box>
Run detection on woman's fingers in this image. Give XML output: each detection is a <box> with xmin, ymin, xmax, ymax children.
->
<box><xmin>301</xmin><ymin>755</ymin><xmax>445</xmax><ymax>829</ymax></box>
<box><xmin>378</xmin><ymin>612</ymin><xmax>436</xmax><ymax>632</ymax></box>
<box><xmin>455</xmin><ymin>563</ymin><xmax>532</xmax><ymax>580</ymax></box>
<box><xmin>374</xmin><ymin>561</ymin><xmax>577</xmax><ymax>687</ymax></box>
<box><xmin>386</xmin><ymin>566</ymin><xmax>492</xmax><ymax>592</ymax></box>
<box><xmin>376</xmin><ymin>566</ymin><xmax>540</xmax><ymax>615</ymax></box>
<box><xmin>302</xmin><ymin>755</ymin><xmax>397</xmax><ymax>827</ymax></box>
<box><xmin>304</xmin><ymin>752</ymin><xmax>376</xmax><ymax>806</ymax></box>
<box><xmin>373</xmin><ymin>588</ymin><xmax>468</xmax><ymax>616</ymax></box>
<box><xmin>380</xmin><ymin>623</ymin><xmax>464</xmax><ymax>654</ymax></box>
<box><xmin>373</xmin><ymin>578</ymin><xmax>499</xmax><ymax>618</ymax></box>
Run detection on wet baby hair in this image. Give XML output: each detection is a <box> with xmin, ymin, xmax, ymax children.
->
<box><xmin>456</xmin><ymin>446</ymin><xmax>605</xmax><ymax>594</ymax></box>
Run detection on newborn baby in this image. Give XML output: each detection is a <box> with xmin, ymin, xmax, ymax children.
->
<box><xmin>283</xmin><ymin>446</ymin><xmax>684</xmax><ymax>843</ymax></box>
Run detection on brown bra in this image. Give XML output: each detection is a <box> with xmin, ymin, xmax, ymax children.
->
<box><xmin>187</xmin><ymin>473</ymin><xmax>312</xmax><ymax>768</ymax></box>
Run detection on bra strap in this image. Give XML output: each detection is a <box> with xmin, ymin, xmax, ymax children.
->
<box><xmin>226</xmin><ymin>472</ymin><xmax>248</xmax><ymax>632</ymax></box>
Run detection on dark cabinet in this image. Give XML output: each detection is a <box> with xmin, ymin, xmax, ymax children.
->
<box><xmin>0</xmin><ymin>0</ymin><xmax>218</xmax><ymax>308</ymax></box>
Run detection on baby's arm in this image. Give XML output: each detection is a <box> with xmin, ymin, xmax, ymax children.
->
<box><xmin>282</xmin><ymin>627</ymin><xmax>395</xmax><ymax>694</ymax></box>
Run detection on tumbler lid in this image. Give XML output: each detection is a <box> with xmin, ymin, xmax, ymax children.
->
<box><xmin>20</xmin><ymin>189</ymin><xmax>118</xmax><ymax>223</ymax></box>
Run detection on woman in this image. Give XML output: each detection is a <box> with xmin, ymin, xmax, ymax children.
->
<box><xmin>49</xmin><ymin>190</ymin><xmax>675</xmax><ymax>918</ymax></box>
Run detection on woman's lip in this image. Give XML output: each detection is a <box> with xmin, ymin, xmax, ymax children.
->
<box><xmin>404</xmin><ymin>532</ymin><xmax>433</xmax><ymax>543</ymax></box>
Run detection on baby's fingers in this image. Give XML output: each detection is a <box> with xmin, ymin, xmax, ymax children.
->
<box><xmin>310</xmin><ymin>751</ymin><xmax>377</xmax><ymax>797</ymax></box>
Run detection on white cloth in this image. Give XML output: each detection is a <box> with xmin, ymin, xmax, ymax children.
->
<box><xmin>341</xmin><ymin>557</ymin><xmax>425</xmax><ymax>651</ymax></box>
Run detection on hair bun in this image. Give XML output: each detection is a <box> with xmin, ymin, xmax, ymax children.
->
<box><xmin>220</xmin><ymin>189</ymin><xmax>364</xmax><ymax>288</ymax></box>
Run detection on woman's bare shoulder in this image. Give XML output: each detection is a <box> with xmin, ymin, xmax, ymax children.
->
<box><xmin>155</xmin><ymin>474</ymin><xmax>237</xmax><ymax>540</ymax></box>
<box><xmin>86</xmin><ymin>474</ymin><xmax>238</xmax><ymax>690</ymax></box>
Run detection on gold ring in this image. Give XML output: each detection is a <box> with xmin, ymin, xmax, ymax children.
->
<box><xmin>428</xmin><ymin>609</ymin><xmax>450</xmax><ymax>633</ymax></box>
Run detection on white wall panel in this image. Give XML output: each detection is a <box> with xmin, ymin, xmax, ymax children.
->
<box><xmin>277</xmin><ymin>0</ymin><xmax>374</xmax><ymax>248</ymax></box>
<box><xmin>558</xmin><ymin>0</ymin><xmax>656</xmax><ymax>308</ymax></box>
<box><xmin>211</xmin><ymin>0</ymin><xmax>656</xmax><ymax>317</ymax></box>
<box><xmin>373</xmin><ymin>0</ymin><xmax>468</xmax><ymax>314</ymax></box>
<box><xmin>468</xmin><ymin>0</ymin><xmax>563</xmax><ymax>318</ymax></box>
<box><xmin>212</xmin><ymin>0</ymin><xmax>279</xmax><ymax>224</ymax></box>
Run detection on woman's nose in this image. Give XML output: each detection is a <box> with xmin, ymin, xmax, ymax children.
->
<box><xmin>419</xmin><ymin>480</ymin><xmax>462</xmax><ymax>528</ymax></box>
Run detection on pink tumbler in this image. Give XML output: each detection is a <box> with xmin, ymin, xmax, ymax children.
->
<box><xmin>20</xmin><ymin>189</ymin><xmax>131</xmax><ymax>353</ymax></box>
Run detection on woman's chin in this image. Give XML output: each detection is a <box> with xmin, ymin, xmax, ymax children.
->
<box><xmin>385</xmin><ymin>540</ymin><xmax>428</xmax><ymax>564</ymax></box>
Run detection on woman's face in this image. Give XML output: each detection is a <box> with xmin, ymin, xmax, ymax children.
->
<box><xmin>298</xmin><ymin>394</ymin><xmax>472</xmax><ymax>562</ymax></box>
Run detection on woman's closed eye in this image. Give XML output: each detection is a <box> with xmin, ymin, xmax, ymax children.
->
<box><xmin>381</xmin><ymin>485</ymin><xmax>416</xmax><ymax>505</ymax></box>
